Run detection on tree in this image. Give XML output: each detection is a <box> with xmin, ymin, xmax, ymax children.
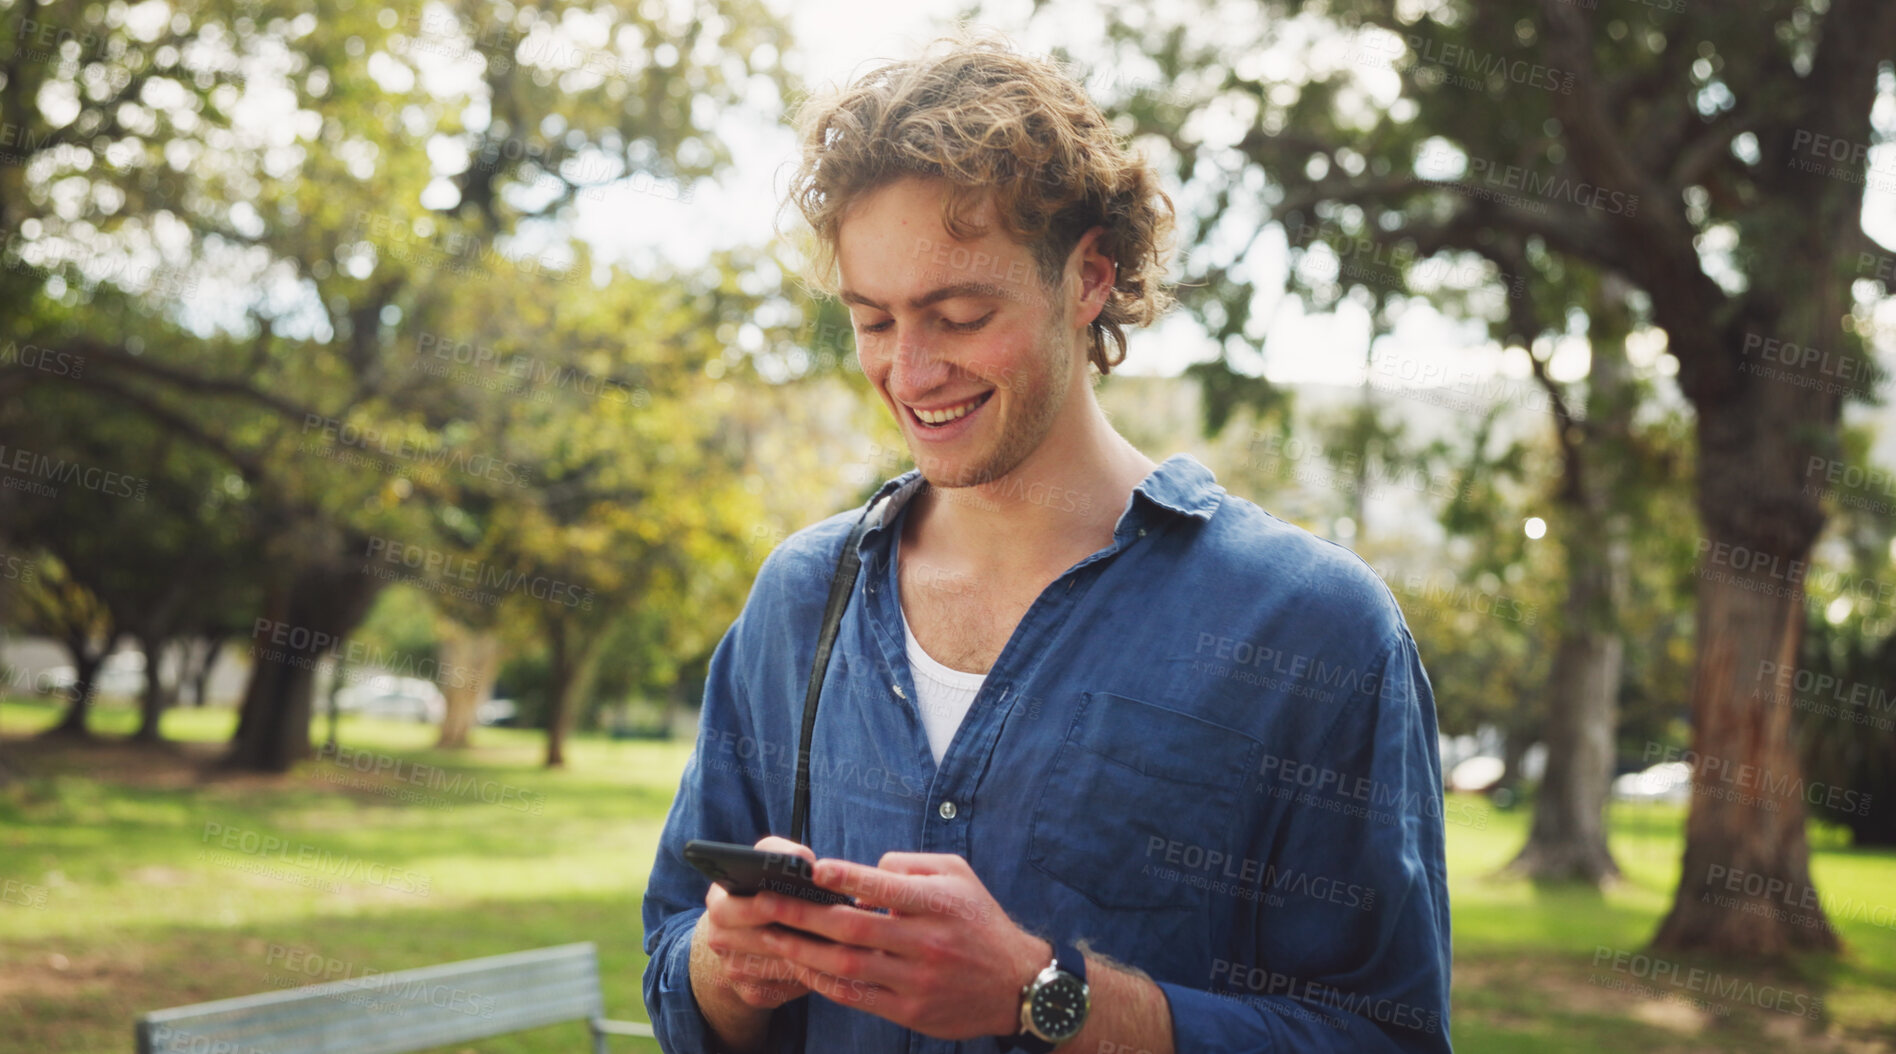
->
<box><xmin>15</xmin><ymin>553</ymin><xmax>118</xmax><ymax>737</ymax></box>
<box><xmin>0</xmin><ymin>0</ymin><xmax>798</xmax><ymax>770</ymax></box>
<box><xmin>116</xmin><ymin>429</ymin><xmax>261</xmax><ymax>742</ymax></box>
<box><xmin>1048</xmin><ymin>0</ymin><xmax>1895</xmax><ymax>957</ymax></box>
<box><xmin>1503</xmin><ymin>272</ymin><xmax>1638</xmax><ymax>883</ymax></box>
<box><xmin>0</xmin><ymin>361</ymin><xmax>261</xmax><ymax>741</ymax></box>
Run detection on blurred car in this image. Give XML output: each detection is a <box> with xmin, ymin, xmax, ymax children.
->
<box><xmin>34</xmin><ymin>665</ymin><xmax>77</xmax><ymax>697</ymax></box>
<box><xmin>94</xmin><ymin>652</ymin><xmax>148</xmax><ymax>700</ymax></box>
<box><xmin>476</xmin><ymin>697</ymin><xmax>518</xmax><ymax>726</ymax></box>
<box><xmin>1446</xmin><ymin>755</ymin><xmax>1506</xmax><ymax>793</ymax></box>
<box><xmin>1611</xmin><ymin>761</ymin><xmax>1693</xmax><ymax>804</ymax></box>
<box><xmin>32</xmin><ymin>654</ymin><xmax>147</xmax><ymax>699</ymax></box>
<box><xmin>336</xmin><ymin>675</ymin><xmax>446</xmax><ymax>724</ymax></box>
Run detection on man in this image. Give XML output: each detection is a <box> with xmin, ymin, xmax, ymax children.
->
<box><xmin>642</xmin><ymin>35</ymin><xmax>1452</xmax><ymax>1054</ymax></box>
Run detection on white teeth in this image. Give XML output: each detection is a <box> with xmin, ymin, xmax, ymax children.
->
<box><xmin>915</xmin><ymin>395</ymin><xmax>985</xmax><ymax>425</ymax></box>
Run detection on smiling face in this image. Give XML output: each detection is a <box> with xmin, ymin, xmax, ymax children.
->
<box><xmin>837</xmin><ymin>177</ymin><xmax>1107</xmax><ymax>490</ymax></box>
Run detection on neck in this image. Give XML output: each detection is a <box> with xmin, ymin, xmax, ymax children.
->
<box><xmin>909</xmin><ymin>393</ymin><xmax>1157</xmax><ymax>574</ymax></box>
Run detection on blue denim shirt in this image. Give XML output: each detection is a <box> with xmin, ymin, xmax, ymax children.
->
<box><xmin>642</xmin><ymin>454</ymin><xmax>1453</xmax><ymax>1053</ymax></box>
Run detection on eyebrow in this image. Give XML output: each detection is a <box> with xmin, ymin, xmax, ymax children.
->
<box><xmin>839</xmin><ymin>281</ymin><xmax>1018</xmax><ymax>311</ymax></box>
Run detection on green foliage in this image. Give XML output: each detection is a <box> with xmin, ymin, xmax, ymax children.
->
<box><xmin>351</xmin><ymin>584</ymin><xmax>443</xmax><ymax>665</ymax></box>
<box><xmin>1796</xmin><ymin>613</ymin><xmax>1896</xmax><ymax>846</ymax></box>
<box><xmin>1793</xmin><ymin>426</ymin><xmax>1896</xmax><ymax>846</ymax></box>
<box><xmin>0</xmin><ymin>0</ymin><xmax>850</xmax><ymax>759</ymax></box>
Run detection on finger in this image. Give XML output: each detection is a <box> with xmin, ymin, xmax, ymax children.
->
<box><xmin>705</xmin><ymin>885</ymin><xmax>793</xmax><ymax>938</ymax></box>
<box><xmin>704</xmin><ymin>876</ymin><xmax>757</xmax><ymax>919</ymax></box>
<box><xmin>817</xmin><ymin>860</ymin><xmax>980</xmax><ymax>921</ymax></box>
<box><xmin>812</xmin><ymin>857</ymin><xmax>929</xmax><ymax>909</ymax></box>
<box><xmin>707</xmin><ymin>915</ymin><xmax>819</xmax><ymax>973</ymax></box>
<box><xmin>760</xmin><ymin>925</ymin><xmax>910</xmax><ymax>995</ymax></box>
<box><xmin>758</xmin><ymin>956</ymin><xmax>879</xmax><ymax>1013</ymax></box>
<box><xmin>755</xmin><ymin>835</ymin><xmax>816</xmax><ymax>861</ymax></box>
<box><xmin>875</xmin><ymin>851</ymin><xmax>970</xmax><ymax>877</ymax></box>
<box><xmin>703</xmin><ymin>882</ymin><xmax>738</xmax><ymax>927</ymax></box>
<box><xmin>761</xmin><ymin>888</ymin><xmax>909</xmax><ymax>952</ymax></box>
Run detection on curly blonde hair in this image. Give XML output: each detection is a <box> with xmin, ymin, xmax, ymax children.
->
<box><xmin>784</xmin><ymin>33</ymin><xmax>1177</xmax><ymax>374</ymax></box>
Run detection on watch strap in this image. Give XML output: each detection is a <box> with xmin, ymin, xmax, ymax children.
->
<box><xmin>1010</xmin><ymin>1025</ymin><xmax>1057</xmax><ymax>1054</ymax></box>
<box><xmin>1055</xmin><ymin>937</ymin><xmax>1087</xmax><ymax>987</ymax></box>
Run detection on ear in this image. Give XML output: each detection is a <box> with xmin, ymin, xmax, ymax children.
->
<box><xmin>1066</xmin><ymin>226</ymin><xmax>1114</xmax><ymax>327</ymax></box>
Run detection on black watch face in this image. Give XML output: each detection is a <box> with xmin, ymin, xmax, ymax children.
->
<box><xmin>1030</xmin><ymin>973</ymin><xmax>1089</xmax><ymax>1040</ymax></box>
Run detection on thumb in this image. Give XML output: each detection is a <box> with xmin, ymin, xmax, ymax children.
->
<box><xmin>755</xmin><ymin>835</ymin><xmax>815</xmax><ymax>862</ymax></box>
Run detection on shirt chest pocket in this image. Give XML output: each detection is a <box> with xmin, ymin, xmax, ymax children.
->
<box><xmin>1028</xmin><ymin>691</ymin><xmax>1262</xmax><ymax>911</ymax></box>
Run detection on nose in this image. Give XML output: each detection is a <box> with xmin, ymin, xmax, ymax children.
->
<box><xmin>885</xmin><ymin>324</ymin><xmax>950</xmax><ymax>401</ymax></box>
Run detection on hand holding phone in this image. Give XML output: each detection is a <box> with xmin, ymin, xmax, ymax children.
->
<box><xmin>689</xmin><ymin>836</ymin><xmax>827</xmax><ymax>1014</ymax></box>
<box><xmin>685</xmin><ymin>839</ymin><xmax>856</xmax><ymax>907</ymax></box>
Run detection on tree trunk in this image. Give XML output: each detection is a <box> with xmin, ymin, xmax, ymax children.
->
<box><xmin>543</xmin><ymin>611</ymin><xmax>606</xmax><ymax>768</ymax></box>
<box><xmin>183</xmin><ymin>636</ymin><xmax>224</xmax><ymax>707</ymax></box>
<box><xmin>1653</xmin><ymin>298</ymin><xmax>1845</xmax><ymax>954</ymax></box>
<box><xmin>323</xmin><ymin>650</ymin><xmax>346</xmax><ymax>754</ymax></box>
<box><xmin>46</xmin><ymin>655</ymin><xmax>103</xmax><ymax>737</ymax></box>
<box><xmin>436</xmin><ymin>620</ymin><xmax>501</xmax><ymax>749</ymax></box>
<box><xmin>1508</xmin><ymin>579</ymin><xmax>1624</xmax><ymax>882</ymax></box>
<box><xmin>1509</xmin><ymin>280</ymin><xmax>1634</xmax><ymax>884</ymax></box>
<box><xmin>132</xmin><ymin>633</ymin><xmax>178</xmax><ymax>743</ymax></box>
<box><xmin>546</xmin><ymin>615</ymin><xmax>573</xmax><ymax>768</ymax></box>
<box><xmin>226</xmin><ymin>561</ymin><xmax>383</xmax><ymax>772</ymax></box>
<box><xmin>1653</xmin><ymin>551</ymin><xmax>1839</xmax><ymax>954</ymax></box>
<box><xmin>43</xmin><ymin>631</ymin><xmax>117</xmax><ymax>739</ymax></box>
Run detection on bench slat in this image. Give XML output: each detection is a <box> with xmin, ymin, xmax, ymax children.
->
<box><xmin>137</xmin><ymin>942</ymin><xmax>632</xmax><ymax>1054</ymax></box>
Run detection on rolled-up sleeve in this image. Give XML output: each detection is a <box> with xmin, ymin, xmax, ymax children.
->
<box><xmin>1161</xmin><ymin>629</ymin><xmax>1453</xmax><ymax>1053</ymax></box>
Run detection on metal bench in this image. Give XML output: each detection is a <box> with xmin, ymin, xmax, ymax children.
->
<box><xmin>135</xmin><ymin>941</ymin><xmax>654</xmax><ymax>1054</ymax></box>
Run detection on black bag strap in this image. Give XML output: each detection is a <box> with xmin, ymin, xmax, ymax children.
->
<box><xmin>790</xmin><ymin>492</ymin><xmax>894</xmax><ymax>847</ymax></box>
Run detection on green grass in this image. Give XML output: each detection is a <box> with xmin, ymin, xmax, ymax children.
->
<box><xmin>3</xmin><ymin>697</ymin><xmax>1894</xmax><ymax>1053</ymax></box>
<box><xmin>1442</xmin><ymin>795</ymin><xmax>1896</xmax><ymax>1052</ymax></box>
<box><xmin>2</xmin><ymin>699</ymin><xmax>678</xmax><ymax>1054</ymax></box>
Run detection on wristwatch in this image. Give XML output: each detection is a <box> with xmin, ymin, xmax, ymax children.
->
<box><xmin>1005</xmin><ymin>937</ymin><xmax>1089</xmax><ymax>1052</ymax></box>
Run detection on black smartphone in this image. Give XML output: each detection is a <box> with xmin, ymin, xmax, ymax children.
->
<box><xmin>683</xmin><ymin>839</ymin><xmax>855</xmax><ymax>907</ymax></box>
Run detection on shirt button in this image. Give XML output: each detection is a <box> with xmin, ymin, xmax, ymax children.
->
<box><xmin>1137</xmin><ymin>528</ymin><xmax>1147</xmax><ymax>537</ymax></box>
<box><xmin>938</xmin><ymin>800</ymin><xmax>958</xmax><ymax>820</ymax></box>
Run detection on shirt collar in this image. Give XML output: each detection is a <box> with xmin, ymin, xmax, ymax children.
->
<box><xmin>857</xmin><ymin>452</ymin><xmax>1223</xmax><ymax>547</ymax></box>
<box><xmin>1129</xmin><ymin>453</ymin><xmax>1224</xmax><ymax>522</ymax></box>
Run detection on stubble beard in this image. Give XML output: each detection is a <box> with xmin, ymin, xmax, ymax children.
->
<box><xmin>914</xmin><ymin>307</ymin><xmax>1075</xmax><ymax>492</ymax></box>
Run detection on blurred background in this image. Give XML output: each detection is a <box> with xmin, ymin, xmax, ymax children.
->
<box><xmin>2</xmin><ymin>0</ymin><xmax>1894</xmax><ymax>1051</ymax></box>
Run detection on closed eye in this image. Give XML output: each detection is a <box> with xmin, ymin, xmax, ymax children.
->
<box><xmin>943</xmin><ymin>311</ymin><xmax>995</xmax><ymax>333</ymax></box>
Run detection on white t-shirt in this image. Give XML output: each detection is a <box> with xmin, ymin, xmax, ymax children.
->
<box><xmin>900</xmin><ymin>605</ymin><xmax>987</xmax><ymax>765</ymax></box>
